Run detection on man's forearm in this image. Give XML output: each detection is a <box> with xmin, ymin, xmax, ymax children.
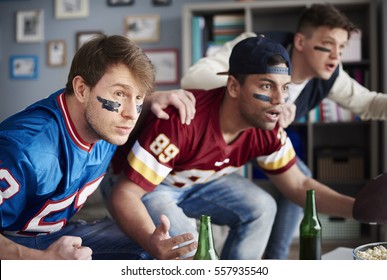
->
<box><xmin>0</xmin><ymin>234</ymin><xmax>42</xmax><ymax>260</ymax></box>
<box><xmin>109</xmin><ymin>184</ymin><xmax>156</xmax><ymax>254</ymax></box>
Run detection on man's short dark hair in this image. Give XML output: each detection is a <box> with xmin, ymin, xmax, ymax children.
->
<box><xmin>296</xmin><ymin>4</ymin><xmax>358</xmax><ymax>39</ymax></box>
<box><xmin>65</xmin><ymin>34</ymin><xmax>155</xmax><ymax>96</ymax></box>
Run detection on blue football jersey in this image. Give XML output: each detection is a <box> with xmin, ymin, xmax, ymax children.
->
<box><xmin>0</xmin><ymin>89</ymin><xmax>117</xmax><ymax>236</ymax></box>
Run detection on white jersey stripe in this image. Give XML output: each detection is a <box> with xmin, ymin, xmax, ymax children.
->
<box><xmin>256</xmin><ymin>138</ymin><xmax>295</xmax><ymax>170</ymax></box>
<box><xmin>129</xmin><ymin>141</ymin><xmax>172</xmax><ymax>178</ymax></box>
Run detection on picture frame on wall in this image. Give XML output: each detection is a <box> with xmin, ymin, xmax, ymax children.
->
<box><xmin>55</xmin><ymin>0</ymin><xmax>89</xmax><ymax>19</ymax></box>
<box><xmin>16</xmin><ymin>10</ymin><xmax>44</xmax><ymax>43</ymax></box>
<box><xmin>107</xmin><ymin>0</ymin><xmax>134</xmax><ymax>6</ymax></box>
<box><xmin>76</xmin><ymin>31</ymin><xmax>103</xmax><ymax>50</ymax></box>
<box><xmin>152</xmin><ymin>0</ymin><xmax>171</xmax><ymax>6</ymax></box>
<box><xmin>144</xmin><ymin>49</ymin><xmax>178</xmax><ymax>85</ymax></box>
<box><xmin>47</xmin><ymin>40</ymin><xmax>66</xmax><ymax>67</ymax></box>
<box><xmin>125</xmin><ymin>15</ymin><xmax>160</xmax><ymax>43</ymax></box>
<box><xmin>10</xmin><ymin>55</ymin><xmax>39</xmax><ymax>79</ymax></box>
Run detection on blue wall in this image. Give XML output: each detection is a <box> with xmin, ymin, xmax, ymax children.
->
<box><xmin>0</xmin><ymin>0</ymin><xmax>228</xmax><ymax>121</ymax></box>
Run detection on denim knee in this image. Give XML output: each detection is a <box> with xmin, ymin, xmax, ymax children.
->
<box><xmin>242</xmin><ymin>189</ymin><xmax>277</xmax><ymax>225</ymax></box>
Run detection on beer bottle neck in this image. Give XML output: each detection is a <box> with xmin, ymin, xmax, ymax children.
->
<box><xmin>304</xmin><ymin>189</ymin><xmax>317</xmax><ymax>218</ymax></box>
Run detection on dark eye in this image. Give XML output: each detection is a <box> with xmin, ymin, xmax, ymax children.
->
<box><xmin>323</xmin><ymin>41</ymin><xmax>333</xmax><ymax>47</ymax></box>
<box><xmin>262</xmin><ymin>84</ymin><xmax>271</xmax><ymax>90</ymax></box>
<box><xmin>115</xmin><ymin>91</ymin><xmax>125</xmax><ymax>97</ymax></box>
<box><xmin>136</xmin><ymin>95</ymin><xmax>145</xmax><ymax>103</ymax></box>
<box><xmin>339</xmin><ymin>45</ymin><xmax>346</xmax><ymax>56</ymax></box>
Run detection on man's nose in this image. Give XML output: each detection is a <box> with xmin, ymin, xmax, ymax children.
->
<box><xmin>330</xmin><ymin>45</ymin><xmax>341</xmax><ymax>59</ymax></box>
<box><xmin>271</xmin><ymin>89</ymin><xmax>288</xmax><ymax>105</ymax></box>
<box><xmin>121</xmin><ymin>100</ymin><xmax>138</xmax><ymax>119</ymax></box>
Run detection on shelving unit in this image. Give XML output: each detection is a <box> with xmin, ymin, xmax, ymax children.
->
<box><xmin>182</xmin><ymin>0</ymin><xmax>382</xmax><ymax>242</ymax></box>
<box><xmin>378</xmin><ymin>0</ymin><xmax>387</xmax><ymax>241</ymax></box>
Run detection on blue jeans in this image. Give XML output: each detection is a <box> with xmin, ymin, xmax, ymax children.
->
<box><xmin>264</xmin><ymin>158</ymin><xmax>312</xmax><ymax>259</ymax></box>
<box><xmin>5</xmin><ymin>218</ymin><xmax>152</xmax><ymax>260</ymax></box>
<box><xmin>142</xmin><ymin>172</ymin><xmax>277</xmax><ymax>260</ymax></box>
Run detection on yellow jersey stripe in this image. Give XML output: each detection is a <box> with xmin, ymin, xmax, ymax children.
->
<box><xmin>128</xmin><ymin>141</ymin><xmax>172</xmax><ymax>184</ymax></box>
<box><xmin>256</xmin><ymin>139</ymin><xmax>296</xmax><ymax>171</ymax></box>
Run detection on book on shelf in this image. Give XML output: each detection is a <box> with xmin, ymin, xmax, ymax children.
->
<box><xmin>213</xmin><ymin>14</ymin><xmax>245</xmax><ymax>45</ymax></box>
<box><xmin>191</xmin><ymin>13</ymin><xmax>245</xmax><ymax>63</ymax></box>
<box><xmin>308</xmin><ymin>98</ymin><xmax>357</xmax><ymax>123</ymax></box>
<box><xmin>341</xmin><ymin>31</ymin><xmax>362</xmax><ymax>62</ymax></box>
<box><xmin>192</xmin><ymin>15</ymin><xmax>205</xmax><ymax>64</ymax></box>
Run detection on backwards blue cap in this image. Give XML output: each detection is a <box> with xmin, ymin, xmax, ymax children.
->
<box><xmin>217</xmin><ymin>35</ymin><xmax>291</xmax><ymax>76</ymax></box>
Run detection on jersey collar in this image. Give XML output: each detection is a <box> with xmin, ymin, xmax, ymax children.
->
<box><xmin>57</xmin><ymin>92</ymin><xmax>93</xmax><ymax>152</ymax></box>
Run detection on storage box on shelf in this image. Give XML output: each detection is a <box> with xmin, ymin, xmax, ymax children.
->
<box><xmin>316</xmin><ymin>148</ymin><xmax>365</xmax><ymax>183</ymax></box>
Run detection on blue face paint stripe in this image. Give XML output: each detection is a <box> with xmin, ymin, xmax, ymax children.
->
<box><xmin>136</xmin><ymin>104</ymin><xmax>143</xmax><ymax>114</ymax></box>
<box><xmin>97</xmin><ymin>96</ymin><xmax>121</xmax><ymax>113</ymax></box>
<box><xmin>253</xmin><ymin>93</ymin><xmax>272</xmax><ymax>102</ymax></box>
<box><xmin>253</xmin><ymin>93</ymin><xmax>289</xmax><ymax>103</ymax></box>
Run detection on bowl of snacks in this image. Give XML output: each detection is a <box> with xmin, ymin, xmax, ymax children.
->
<box><xmin>353</xmin><ymin>242</ymin><xmax>387</xmax><ymax>260</ymax></box>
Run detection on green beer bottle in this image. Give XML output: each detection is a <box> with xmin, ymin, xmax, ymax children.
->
<box><xmin>299</xmin><ymin>189</ymin><xmax>322</xmax><ymax>260</ymax></box>
<box><xmin>193</xmin><ymin>215</ymin><xmax>219</xmax><ymax>260</ymax></box>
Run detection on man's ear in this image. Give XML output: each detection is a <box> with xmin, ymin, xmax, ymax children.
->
<box><xmin>226</xmin><ymin>75</ymin><xmax>240</xmax><ymax>98</ymax></box>
<box><xmin>72</xmin><ymin>75</ymin><xmax>88</xmax><ymax>103</ymax></box>
<box><xmin>293</xmin><ymin>32</ymin><xmax>305</xmax><ymax>51</ymax></box>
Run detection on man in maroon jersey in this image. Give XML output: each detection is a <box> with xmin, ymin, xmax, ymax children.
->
<box><xmin>107</xmin><ymin>36</ymin><xmax>354</xmax><ymax>260</ymax></box>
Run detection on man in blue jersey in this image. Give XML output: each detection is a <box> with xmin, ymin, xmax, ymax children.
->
<box><xmin>181</xmin><ymin>4</ymin><xmax>387</xmax><ymax>259</ymax></box>
<box><xmin>0</xmin><ymin>34</ymin><xmax>196</xmax><ymax>260</ymax></box>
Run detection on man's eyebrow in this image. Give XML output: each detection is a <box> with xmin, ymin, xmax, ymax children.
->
<box><xmin>258</xmin><ymin>77</ymin><xmax>289</xmax><ymax>84</ymax></box>
<box><xmin>322</xmin><ymin>35</ymin><xmax>347</xmax><ymax>46</ymax></box>
<box><xmin>321</xmin><ymin>35</ymin><xmax>336</xmax><ymax>41</ymax></box>
<box><xmin>109</xmin><ymin>83</ymin><xmax>146</xmax><ymax>97</ymax></box>
<box><xmin>257</xmin><ymin>77</ymin><xmax>291</xmax><ymax>87</ymax></box>
<box><xmin>258</xmin><ymin>77</ymin><xmax>276</xmax><ymax>83</ymax></box>
<box><xmin>110</xmin><ymin>83</ymin><xmax>133</xmax><ymax>91</ymax></box>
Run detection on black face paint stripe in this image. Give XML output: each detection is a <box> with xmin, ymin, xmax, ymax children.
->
<box><xmin>314</xmin><ymin>46</ymin><xmax>331</xmax><ymax>53</ymax></box>
<box><xmin>97</xmin><ymin>96</ymin><xmax>121</xmax><ymax>113</ymax></box>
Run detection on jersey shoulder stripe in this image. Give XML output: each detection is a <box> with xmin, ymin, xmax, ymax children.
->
<box><xmin>57</xmin><ymin>93</ymin><xmax>92</xmax><ymax>152</ymax></box>
<box><xmin>256</xmin><ymin>138</ymin><xmax>296</xmax><ymax>172</ymax></box>
<box><xmin>128</xmin><ymin>141</ymin><xmax>172</xmax><ymax>185</ymax></box>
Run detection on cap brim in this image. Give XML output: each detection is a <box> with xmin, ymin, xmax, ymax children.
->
<box><xmin>216</xmin><ymin>71</ymin><xmax>229</xmax><ymax>75</ymax></box>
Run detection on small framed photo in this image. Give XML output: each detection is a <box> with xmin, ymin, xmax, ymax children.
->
<box><xmin>47</xmin><ymin>40</ymin><xmax>66</xmax><ymax>67</ymax></box>
<box><xmin>76</xmin><ymin>31</ymin><xmax>103</xmax><ymax>50</ymax></box>
<box><xmin>10</xmin><ymin>55</ymin><xmax>39</xmax><ymax>79</ymax></box>
<box><xmin>55</xmin><ymin>0</ymin><xmax>89</xmax><ymax>19</ymax></box>
<box><xmin>125</xmin><ymin>15</ymin><xmax>160</xmax><ymax>43</ymax></box>
<box><xmin>107</xmin><ymin>0</ymin><xmax>134</xmax><ymax>6</ymax></box>
<box><xmin>152</xmin><ymin>0</ymin><xmax>171</xmax><ymax>6</ymax></box>
<box><xmin>145</xmin><ymin>49</ymin><xmax>179</xmax><ymax>85</ymax></box>
<box><xmin>16</xmin><ymin>10</ymin><xmax>44</xmax><ymax>43</ymax></box>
